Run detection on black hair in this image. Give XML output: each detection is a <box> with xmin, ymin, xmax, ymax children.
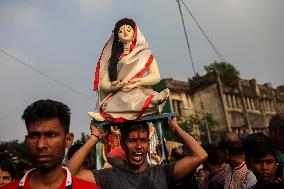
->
<box><xmin>218</xmin><ymin>131</ymin><xmax>243</xmax><ymax>155</ymax></box>
<box><xmin>203</xmin><ymin>144</ymin><xmax>221</xmax><ymax>165</ymax></box>
<box><xmin>67</xmin><ymin>143</ymin><xmax>96</xmax><ymax>170</ymax></box>
<box><xmin>108</xmin><ymin>18</ymin><xmax>136</xmax><ymax>82</ymax></box>
<box><xmin>0</xmin><ymin>158</ymin><xmax>16</xmax><ymax>179</ymax></box>
<box><xmin>22</xmin><ymin>99</ymin><xmax>71</xmax><ymax>133</ymax></box>
<box><xmin>15</xmin><ymin>161</ymin><xmax>32</xmax><ymax>179</ymax></box>
<box><xmin>67</xmin><ymin>143</ymin><xmax>83</xmax><ymax>160</ymax></box>
<box><xmin>242</xmin><ymin>133</ymin><xmax>276</xmax><ymax>162</ymax></box>
<box><xmin>120</xmin><ymin>122</ymin><xmax>149</xmax><ymax>143</ymax></box>
<box><xmin>171</xmin><ymin>146</ymin><xmax>184</xmax><ymax>161</ymax></box>
<box><xmin>269</xmin><ymin>113</ymin><xmax>284</xmax><ymax>133</ymax></box>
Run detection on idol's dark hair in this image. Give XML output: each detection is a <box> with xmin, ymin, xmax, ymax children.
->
<box><xmin>242</xmin><ymin>133</ymin><xmax>276</xmax><ymax>162</ymax></box>
<box><xmin>108</xmin><ymin>18</ymin><xmax>136</xmax><ymax>82</ymax></box>
<box><xmin>22</xmin><ymin>99</ymin><xmax>71</xmax><ymax>133</ymax></box>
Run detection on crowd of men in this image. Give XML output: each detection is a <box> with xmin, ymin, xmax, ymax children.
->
<box><xmin>0</xmin><ymin>99</ymin><xmax>284</xmax><ymax>189</ymax></box>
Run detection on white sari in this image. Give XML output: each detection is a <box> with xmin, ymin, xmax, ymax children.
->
<box><xmin>93</xmin><ymin>26</ymin><xmax>164</xmax><ymax>122</ymax></box>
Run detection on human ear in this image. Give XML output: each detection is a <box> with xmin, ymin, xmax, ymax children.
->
<box><xmin>65</xmin><ymin>133</ymin><xmax>74</xmax><ymax>148</ymax></box>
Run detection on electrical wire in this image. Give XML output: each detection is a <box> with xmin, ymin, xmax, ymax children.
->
<box><xmin>176</xmin><ymin>0</ymin><xmax>213</xmax><ymax>143</ymax></box>
<box><xmin>176</xmin><ymin>0</ymin><xmax>196</xmax><ymax>74</ymax></box>
<box><xmin>0</xmin><ymin>48</ymin><xmax>95</xmax><ymax>102</ymax></box>
<box><xmin>180</xmin><ymin>0</ymin><xmax>225</xmax><ymax>61</ymax></box>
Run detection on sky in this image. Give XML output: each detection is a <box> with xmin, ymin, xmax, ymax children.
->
<box><xmin>0</xmin><ymin>0</ymin><xmax>283</xmax><ymax>142</ymax></box>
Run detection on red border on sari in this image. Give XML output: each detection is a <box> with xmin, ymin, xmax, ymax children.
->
<box><xmin>129</xmin><ymin>25</ymin><xmax>137</xmax><ymax>53</ymax></box>
<box><xmin>99</xmin><ymin>54</ymin><xmax>154</xmax><ymax>122</ymax></box>
<box><xmin>93</xmin><ymin>41</ymin><xmax>109</xmax><ymax>92</ymax></box>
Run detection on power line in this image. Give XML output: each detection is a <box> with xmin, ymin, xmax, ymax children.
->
<box><xmin>176</xmin><ymin>0</ymin><xmax>213</xmax><ymax>143</ymax></box>
<box><xmin>0</xmin><ymin>48</ymin><xmax>95</xmax><ymax>102</ymax></box>
<box><xmin>180</xmin><ymin>0</ymin><xmax>225</xmax><ymax>61</ymax></box>
<box><xmin>176</xmin><ymin>0</ymin><xmax>196</xmax><ymax>74</ymax></box>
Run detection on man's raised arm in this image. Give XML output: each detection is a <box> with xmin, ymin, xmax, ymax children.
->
<box><xmin>169</xmin><ymin>117</ymin><xmax>208</xmax><ymax>181</ymax></box>
<box><xmin>67</xmin><ymin>125</ymin><xmax>106</xmax><ymax>183</ymax></box>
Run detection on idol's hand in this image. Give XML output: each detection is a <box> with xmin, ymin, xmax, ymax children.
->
<box><xmin>110</xmin><ymin>80</ymin><xmax>126</xmax><ymax>91</ymax></box>
<box><xmin>124</xmin><ymin>78</ymin><xmax>143</xmax><ymax>89</ymax></box>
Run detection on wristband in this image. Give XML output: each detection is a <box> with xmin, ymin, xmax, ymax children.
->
<box><xmin>91</xmin><ymin>134</ymin><xmax>100</xmax><ymax>141</ymax></box>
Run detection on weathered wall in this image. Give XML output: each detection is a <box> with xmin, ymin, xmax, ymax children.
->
<box><xmin>191</xmin><ymin>83</ymin><xmax>227</xmax><ymax>131</ymax></box>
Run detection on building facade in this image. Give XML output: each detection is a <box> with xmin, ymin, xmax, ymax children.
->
<box><xmin>154</xmin><ymin>74</ymin><xmax>284</xmax><ymax>138</ymax></box>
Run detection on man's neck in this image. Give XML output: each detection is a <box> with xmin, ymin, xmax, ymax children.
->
<box><xmin>229</xmin><ymin>154</ymin><xmax>245</xmax><ymax>168</ymax></box>
<box><xmin>29</xmin><ymin>166</ymin><xmax>66</xmax><ymax>189</ymax></box>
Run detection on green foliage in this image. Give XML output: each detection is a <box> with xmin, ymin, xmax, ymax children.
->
<box><xmin>164</xmin><ymin>114</ymin><xmax>220</xmax><ymax>145</ymax></box>
<box><xmin>74</xmin><ymin>132</ymin><xmax>89</xmax><ymax>144</ymax></box>
<box><xmin>198</xmin><ymin>113</ymin><xmax>220</xmax><ymax>144</ymax></box>
<box><xmin>204</xmin><ymin>61</ymin><xmax>240</xmax><ymax>86</ymax></box>
<box><xmin>163</xmin><ymin>115</ymin><xmax>199</xmax><ymax>142</ymax></box>
<box><xmin>0</xmin><ymin>140</ymin><xmax>30</xmax><ymax>164</ymax></box>
<box><xmin>188</xmin><ymin>73</ymin><xmax>201</xmax><ymax>84</ymax></box>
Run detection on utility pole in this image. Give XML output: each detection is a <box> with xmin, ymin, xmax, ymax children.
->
<box><xmin>176</xmin><ymin>0</ymin><xmax>214</xmax><ymax>143</ymax></box>
<box><xmin>200</xmin><ymin>100</ymin><xmax>212</xmax><ymax>144</ymax></box>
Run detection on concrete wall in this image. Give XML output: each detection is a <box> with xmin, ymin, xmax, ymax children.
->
<box><xmin>191</xmin><ymin>83</ymin><xmax>227</xmax><ymax>131</ymax></box>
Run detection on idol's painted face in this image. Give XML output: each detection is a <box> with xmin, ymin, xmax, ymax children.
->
<box><xmin>118</xmin><ymin>24</ymin><xmax>135</xmax><ymax>44</ymax></box>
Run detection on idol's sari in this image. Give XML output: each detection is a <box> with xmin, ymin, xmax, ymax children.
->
<box><xmin>93</xmin><ymin>26</ymin><xmax>165</xmax><ymax>122</ymax></box>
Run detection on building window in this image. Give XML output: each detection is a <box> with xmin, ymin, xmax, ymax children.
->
<box><xmin>261</xmin><ymin>99</ymin><xmax>267</xmax><ymax>111</ymax></box>
<box><xmin>172</xmin><ymin>99</ymin><xmax>184</xmax><ymax>116</ymax></box>
<box><xmin>236</xmin><ymin>96</ymin><xmax>243</xmax><ymax>109</ymax></box>
<box><xmin>225</xmin><ymin>94</ymin><xmax>232</xmax><ymax>108</ymax></box>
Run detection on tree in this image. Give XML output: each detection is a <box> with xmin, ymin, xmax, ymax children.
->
<box><xmin>204</xmin><ymin>61</ymin><xmax>240</xmax><ymax>87</ymax></box>
<box><xmin>163</xmin><ymin>115</ymin><xmax>197</xmax><ymax>142</ymax></box>
<box><xmin>163</xmin><ymin>113</ymin><xmax>219</xmax><ymax>145</ymax></box>
<box><xmin>188</xmin><ymin>72</ymin><xmax>201</xmax><ymax>83</ymax></box>
<box><xmin>0</xmin><ymin>140</ymin><xmax>30</xmax><ymax>164</ymax></box>
<box><xmin>74</xmin><ymin>132</ymin><xmax>88</xmax><ymax>144</ymax></box>
<box><xmin>198</xmin><ymin>113</ymin><xmax>220</xmax><ymax>145</ymax></box>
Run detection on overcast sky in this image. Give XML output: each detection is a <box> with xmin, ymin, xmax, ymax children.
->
<box><xmin>1</xmin><ymin>0</ymin><xmax>283</xmax><ymax>141</ymax></box>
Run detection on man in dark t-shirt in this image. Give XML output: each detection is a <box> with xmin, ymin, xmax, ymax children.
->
<box><xmin>94</xmin><ymin>163</ymin><xmax>175</xmax><ymax>189</ymax></box>
<box><xmin>67</xmin><ymin>118</ymin><xmax>208</xmax><ymax>189</ymax></box>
